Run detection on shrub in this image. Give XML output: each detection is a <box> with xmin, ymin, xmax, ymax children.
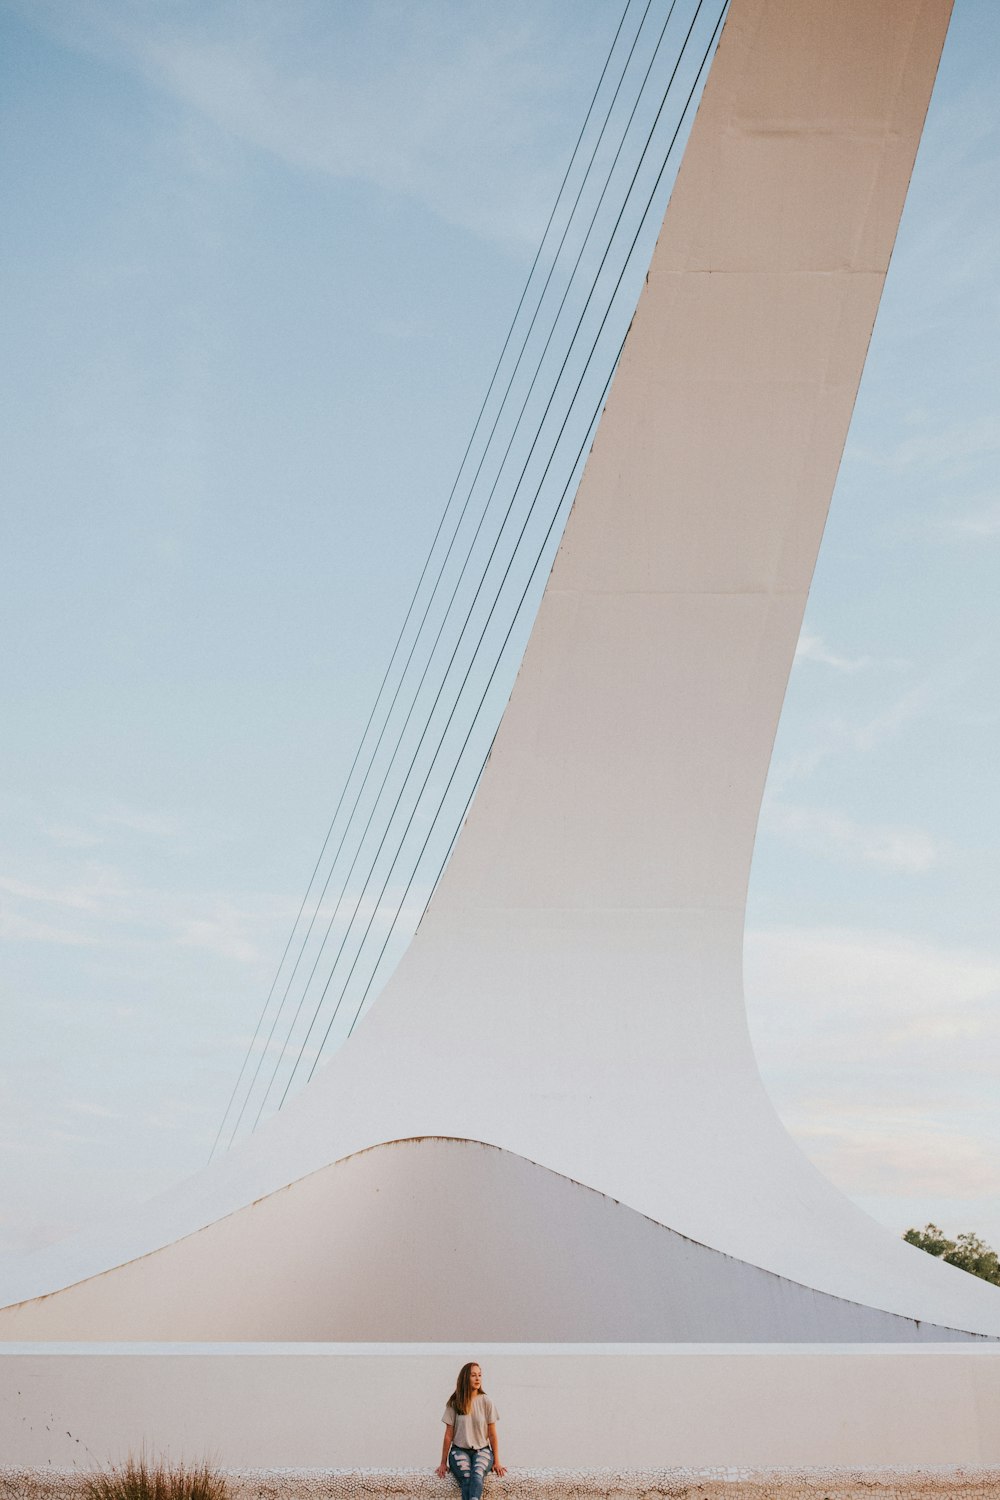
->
<box><xmin>904</xmin><ymin>1223</ymin><xmax>1000</xmax><ymax>1287</ymax></box>
<box><xmin>83</xmin><ymin>1453</ymin><xmax>231</xmax><ymax>1500</ymax></box>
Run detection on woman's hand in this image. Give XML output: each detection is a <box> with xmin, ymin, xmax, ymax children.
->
<box><xmin>493</xmin><ymin>1463</ymin><xmax>507</xmax><ymax>1478</ymax></box>
<box><xmin>435</xmin><ymin>1463</ymin><xmax>448</xmax><ymax>1479</ymax></box>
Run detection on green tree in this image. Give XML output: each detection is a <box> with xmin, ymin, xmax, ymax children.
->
<box><xmin>903</xmin><ymin>1223</ymin><xmax>955</xmax><ymax>1257</ymax></box>
<box><xmin>903</xmin><ymin>1224</ymin><xmax>1000</xmax><ymax>1287</ymax></box>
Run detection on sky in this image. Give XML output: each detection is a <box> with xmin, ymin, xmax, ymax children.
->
<box><xmin>1</xmin><ymin>0</ymin><xmax>998</xmax><ymax>1267</ymax></box>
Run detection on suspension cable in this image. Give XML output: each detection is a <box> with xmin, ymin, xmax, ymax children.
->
<box><xmin>288</xmin><ymin>0</ymin><xmax>726</xmax><ymax>1098</ymax></box>
<box><xmin>249</xmin><ymin>0</ymin><xmax>686</xmax><ymax>1126</ymax></box>
<box><xmin>340</xmin><ymin>3</ymin><xmax>728</xmax><ymax>1048</ymax></box>
<box><xmin>211</xmin><ymin>0</ymin><xmax>637</xmax><ymax>1156</ymax></box>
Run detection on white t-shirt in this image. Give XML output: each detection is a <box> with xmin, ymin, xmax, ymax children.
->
<box><xmin>443</xmin><ymin>1394</ymin><xmax>499</xmax><ymax>1449</ymax></box>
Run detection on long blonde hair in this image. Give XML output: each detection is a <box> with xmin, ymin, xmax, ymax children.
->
<box><xmin>447</xmin><ymin>1362</ymin><xmax>485</xmax><ymax>1416</ymax></box>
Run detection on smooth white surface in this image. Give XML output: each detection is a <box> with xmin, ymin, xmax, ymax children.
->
<box><xmin>4</xmin><ymin>1343</ymin><xmax>1000</xmax><ymax>1468</ymax></box>
<box><xmin>4</xmin><ymin>0</ymin><xmax>996</xmax><ymax>1343</ymax></box>
<box><xmin>0</xmin><ymin>1139</ymin><xmax>977</xmax><ymax>1342</ymax></box>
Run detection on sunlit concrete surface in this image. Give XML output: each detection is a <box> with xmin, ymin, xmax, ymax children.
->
<box><xmin>3</xmin><ymin>1344</ymin><xmax>1000</xmax><ymax>1470</ymax></box>
<box><xmin>3</xmin><ymin>0</ymin><xmax>997</xmax><ymax>1362</ymax></box>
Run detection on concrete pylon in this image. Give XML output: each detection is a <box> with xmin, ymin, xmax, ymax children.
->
<box><xmin>4</xmin><ymin>0</ymin><xmax>998</xmax><ymax>1342</ymax></box>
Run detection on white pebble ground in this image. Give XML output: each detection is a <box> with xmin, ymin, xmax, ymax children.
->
<box><xmin>5</xmin><ymin>1470</ymin><xmax>1000</xmax><ymax>1498</ymax></box>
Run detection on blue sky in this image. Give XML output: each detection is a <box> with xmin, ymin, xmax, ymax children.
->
<box><xmin>1</xmin><ymin>0</ymin><xmax>998</xmax><ymax>1263</ymax></box>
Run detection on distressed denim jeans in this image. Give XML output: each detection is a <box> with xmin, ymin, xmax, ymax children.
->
<box><xmin>448</xmin><ymin>1443</ymin><xmax>494</xmax><ymax>1500</ymax></box>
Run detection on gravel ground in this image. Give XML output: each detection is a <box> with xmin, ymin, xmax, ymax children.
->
<box><xmin>4</xmin><ymin>1470</ymin><xmax>1000</xmax><ymax>1499</ymax></box>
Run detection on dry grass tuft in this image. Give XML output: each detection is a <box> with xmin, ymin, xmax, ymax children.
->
<box><xmin>81</xmin><ymin>1455</ymin><xmax>230</xmax><ymax>1500</ymax></box>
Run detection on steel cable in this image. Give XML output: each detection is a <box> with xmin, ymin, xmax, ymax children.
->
<box><xmin>211</xmin><ymin>0</ymin><xmax>638</xmax><ymax>1155</ymax></box>
<box><xmin>250</xmin><ymin>0</ymin><xmax>687</xmax><ymax>1126</ymax></box>
<box><xmin>286</xmin><ymin>0</ymin><xmax>727</xmax><ymax>1097</ymax></box>
<box><xmin>338</xmin><ymin>0</ymin><xmax>728</xmax><ymax>1050</ymax></box>
<box><xmin>271</xmin><ymin>0</ymin><xmax>712</xmax><ymax>1109</ymax></box>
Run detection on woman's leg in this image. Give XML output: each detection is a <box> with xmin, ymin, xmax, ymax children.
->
<box><xmin>447</xmin><ymin>1445</ymin><xmax>473</xmax><ymax>1500</ymax></box>
<box><xmin>467</xmin><ymin>1446</ymin><xmax>494</xmax><ymax>1500</ymax></box>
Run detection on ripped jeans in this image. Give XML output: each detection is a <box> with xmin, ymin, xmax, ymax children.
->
<box><xmin>448</xmin><ymin>1443</ymin><xmax>494</xmax><ymax>1500</ymax></box>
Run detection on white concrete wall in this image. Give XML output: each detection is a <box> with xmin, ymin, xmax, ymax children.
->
<box><xmin>0</xmin><ymin>1140</ymin><xmax>981</xmax><ymax>1343</ymax></box>
<box><xmin>3</xmin><ymin>1344</ymin><xmax>1000</xmax><ymax>1471</ymax></box>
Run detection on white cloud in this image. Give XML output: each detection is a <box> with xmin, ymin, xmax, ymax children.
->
<box><xmin>850</xmin><ymin>675</ymin><xmax>940</xmax><ymax>753</ymax></box>
<box><xmin>945</xmin><ymin>498</ymin><xmax>1000</xmax><ymax>537</ymax></box>
<box><xmin>769</xmin><ymin>647</ymin><xmax>995</xmax><ymax>803</ymax></box>
<box><xmin>42</xmin><ymin>822</ymin><xmax>104</xmax><ymax>851</ymax></box>
<box><xmin>794</xmin><ymin>633</ymin><xmax>871</xmax><ymax>673</ymax></box>
<box><xmin>0</xmin><ymin>872</ymin><xmax>102</xmax><ymax>912</ymax></box>
<box><xmin>761</xmin><ymin>803</ymin><xmax>939</xmax><ymax>873</ymax></box>
<box><xmin>174</xmin><ymin>912</ymin><xmax>263</xmax><ymax>965</ymax></box>
<box><xmin>105</xmin><ymin>805</ymin><xmax>182</xmax><ymax>839</ymax></box>
<box><xmin>876</xmin><ymin>413</ymin><xmax>1000</xmax><ymax>473</ymax></box>
<box><xmin>15</xmin><ymin>0</ymin><xmax>603</xmax><ymax>248</ymax></box>
<box><xmin>0</xmin><ymin>858</ymin><xmax>295</xmax><ymax>968</ymax></box>
<box><xmin>745</xmin><ymin>925</ymin><xmax>1000</xmax><ymax>1220</ymax></box>
<box><xmin>42</xmin><ymin>804</ymin><xmax>189</xmax><ymax>852</ymax></box>
<box><xmin>65</xmin><ymin>1099</ymin><xmax>123</xmax><ymax>1121</ymax></box>
<box><xmin>746</xmin><ymin>924</ymin><xmax>1000</xmax><ymax>1033</ymax></box>
<box><xmin>0</xmin><ymin>909</ymin><xmax>100</xmax><ymax>947</ymax></box>
<box><xmin>787</xmin><ymin>1115</ymin><xmax>1000</xmax><ymax>1200</ymax></box>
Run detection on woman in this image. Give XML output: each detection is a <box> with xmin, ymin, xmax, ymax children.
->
<box><xmin>436</xmin><ymin>1360</ymin><xmax>506</xmax><ymax>1496</ymax></box>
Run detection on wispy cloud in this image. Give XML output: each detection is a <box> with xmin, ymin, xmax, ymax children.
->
<box><xmin>42</xmin><ymin>823</ymin><xmax>105</xmax><ymax>851</ymax></box>
<box><xmin>0</xmin><ymin>860</ymin><xmax>292</xmax><ymax>966</ymax></box>
<box><xmin>15</xmin><ymin>0</ymin><xmax>603</xmax><ymax>248</ymax></box>
<box><xmin>0</xmin><ymin>910</ymin><xmax>102</xmax><ymax>947</ymax></box>
<box><xmin>761</xmin><ymin>803</ymin><xmax>939</xmax><ymax>873</ymax></box>
<box><xmin>770</xmin><ymin>650</ymin><xmax>989</xmax><ymax>794</ymax></box>
<box><xmin>849</xmin><ymin>676</ymin><xmax>941</xmax><ymax>753</ymax></box>
<box><xmin>0</xmin><ymin>873</ymin><xmax>102</xmax><ymax>912</ymax></box>
<box><xmin>941</xmin><ymin>497</ymin><xmax>1000</xmax><ymax>537</ymax></box>
<box><xmin>794</xmin><ymin>633</ymin><xmax>872</xmax><ymax>673</ymax></box>
<box><xmin>42</xmin><ymin>804</ymin><xmax>187</xmax><ymax>853</ymax></box>
<box><xmin>788</xmin><ymin>1114</ymin><xmax>1000</xmax><ymax>1200</ymax></box>
<box><xmin>745</xmin><ymin>924</ymin><xmax>1000</xmax><ymax>1225</ymax></box>
<box><xmin>867</xmin><ymin>413</ymin><xmax>1000</xmax><ymax>474</ymax></box>
<box><xmin>104</xmin><ymin>805</ymin><xmax>182</xmax><ymax>839</ymax></box>
<box><xmin>176</xmin><ymin>910</ymin><xmax>266</xmax><ymax>965</ymax></box>
<box><xmin>746</xmin><ymin>925</ymin><xmax>1000</xmax><ymax>1040</ymax></box>
<box><xmin>65</xmin><ymin>1099</ymin><xmax>123</xmax><ymax>1121</ymax></box>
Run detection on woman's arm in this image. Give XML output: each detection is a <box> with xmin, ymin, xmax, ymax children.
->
<box><xmin>488</xmin><ymin>1422</ymin><xmax>506</xmax><ymax>1478</ymax></box>
<box><xmin>436</xmin><ymin>1423</ymin><xmax>454</xmax><ymax>1478</ymax></box>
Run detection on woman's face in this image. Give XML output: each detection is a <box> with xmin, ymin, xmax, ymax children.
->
<box><xmin>469</xmin><ymin>1365</ymin><xmax>483</xmax><ymax>1392</ymax></box>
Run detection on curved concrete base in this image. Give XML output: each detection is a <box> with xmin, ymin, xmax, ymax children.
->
<box><xmin>0</xmin><ymin>1139</ymin><xmax>983</xmax><ymax>1342</ymax></box>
